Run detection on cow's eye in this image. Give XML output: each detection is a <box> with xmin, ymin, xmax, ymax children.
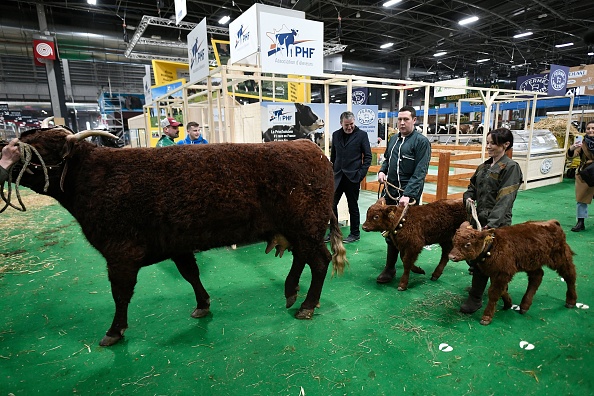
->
<box><xmin>464</xmin><ymin>242</ymin><xmax>471</xmax><ymax>248</ymax></box>
<box><xmin>373</xmin><ymin>215</ymin><xmax>379</xmax><ymax>220</ymax></box>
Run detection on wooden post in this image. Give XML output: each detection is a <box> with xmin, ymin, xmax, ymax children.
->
<box><xmin>435</xmin><ymin>151</ymin><xmax>451</xmax><ymax>200</ymax></box>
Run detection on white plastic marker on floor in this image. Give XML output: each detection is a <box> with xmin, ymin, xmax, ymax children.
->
<box><xmin>576</xmin><ymin>303</ymin><xmax>590</xmax><ymax>309</ymax></box>
<box><xmin>438</xmin><ymin>343</ymin><xmax>453</xmax><ymax>352</ymax></box>
<box><xmin>511</xmin><ymin>304</ymin><xmax>521</xmax><ymax>311</ymax></box>
<box><xmin>519</xmin><ymin>341</ymin><xmax>535</xmax><ymax>350</ymax></box>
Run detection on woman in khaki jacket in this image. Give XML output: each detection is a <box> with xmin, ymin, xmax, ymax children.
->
<box><xmin>567</xmin><ymin>121</ymin><xmax>594</xmax><ymax>232</ymax></box>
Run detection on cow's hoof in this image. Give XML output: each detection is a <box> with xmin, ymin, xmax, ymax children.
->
<box><xmin>99</xmin><ymin>333</ymin><xmax>123</xmax><ymax>347</ymax></box>
<box><xmin>286</xmin><ymin>294</ymin><xmax>298</xmax><ymax>308</ymax></box>
<box><xmin>430</xmin><ymin>275</ymin><xmax>439</xmax><ymax>281</ymax></box>
<box><xmin>191</xmin><ymin>307</ymin><xmax>211</xmax><ymax>318</ymax></box>
<box><xmin>479</xmin><ymin>317</ymin><xmax>492</xmax><ymax>325</ymax></box>
<box><xmin>519</xmin><ymin>308</ymin><xmax>528</xmax><ymax>315</ymax></box>
<box><xmin>565</xmin><ymin>303</ymin><xmax>576</xmax><ymax>309</ymax></box>
<box><xmin>397</xmin><ymin>285</ymin><xmax>408</xmax><ymax>291</ymax></box>
<box><xmin>502</xmin><ymin>304</ymin><xmax>512</xmax><ymax>310</ymax></box>
<box><xmin>295</xmin><ymin>308</ymin><xmax>314</xmax><ymax>319</ymax></box>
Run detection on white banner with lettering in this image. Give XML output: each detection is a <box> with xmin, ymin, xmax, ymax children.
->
<box><xmin>434</xmin><ymin>77</ymin><xmax>468</xmax><ymax>98</ymax></box>
<box><xmin>259</xmin><ymin>14</ymin><xmax>323</xmax><ymax>77</ymax></box>
<box><xmin>187</xmin><ymin>18</ymin><xmax>209</xmax><ymax>85</ymax></box>
<box><xmin>229</xmin><ymin>5</ymin><xmax>259</xmax><ymax>65</ymax></box>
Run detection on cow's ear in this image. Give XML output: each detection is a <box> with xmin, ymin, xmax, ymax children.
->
<box><xmin>460</xmin><ymin>221</ymin><xmax>471</xmax><ymax>229</ymax></box>
<box><xmin>388</xmin><ymin>210</ymin><xmax>395</xmax><ymax>219</ymax></box>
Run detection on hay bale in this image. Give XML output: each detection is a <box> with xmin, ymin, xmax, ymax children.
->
<box><xmin>528</xmin><ymin>117</ymin><xmax>580</xmax><ymax>147</ymax></box>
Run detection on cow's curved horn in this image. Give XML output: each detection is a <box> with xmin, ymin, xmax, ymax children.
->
<box><xmin>41</xmin><ymin>116</ymin><xmax>54</xmax><ymax>128</ymax></box>
<box><xmin>67</xmin><ymin>130</ymin><xmax>119</xmax><ymax>141</ymax></box>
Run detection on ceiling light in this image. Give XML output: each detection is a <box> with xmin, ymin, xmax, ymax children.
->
<box><xmin>588</xmin><ymin>52</ymin><xmax>594</xmax><ymax>56</ymax></box>
<box><xmin>87</xmin><ymin>0</ymin><xmax>97</xmax><ymax>4</ymax></box>
<box><xmin>433</xmin><ymin>51</ymin><xmax>447</xmax><ymax>57</ymax></box>
<box><xmin>477</xmin><ymin>58</ymin><xmax>490</xmax><ymax>63</ymax></box>
<box><xmin>383</xmin><ymin>0</ymin><xmax>402</xmax><ymax>7</ymax></box>
<box><xmin>380</xmin><ymin>42</ymin><xmax>394</xmax><ymax>49</ymax></box>
<box><xmin>218</xmin><ymin>15</ymin><xmax>230</xmax><ymax>25</ymax></box>
<box><xmin>555</xmin><ymin>42</ymin><xmax>574</xmax><ymax>48</ymax></box>
<box><xmin>356</xmin><ymin>11</ymin><xmax>361</xmax><ymax>18</ymax></box>
<box><xmin>381</xmin><ymin>92</ymin><xmax>388</xmax><ymax>96</ymax></box>
<box><xmin>513</xmin><ymin>32</ymin><xmax>533</xmax><ymax>39</ymax></box>
<box><xmin>458</xmin><ymin>16</ymin><xmax>479</xmax><ymax>25</ymax></box>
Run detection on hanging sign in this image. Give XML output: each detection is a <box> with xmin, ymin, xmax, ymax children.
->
<box><xmin>187</xmin><ymin>18</ymin><xmax>209</xmax><ymax>84</ymax></box>
<box><xmin>548</xmin><ymin>64</ymin><xmax>569</xmax><ymax>96</ymax></box>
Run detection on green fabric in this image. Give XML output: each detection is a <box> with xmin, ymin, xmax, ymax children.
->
<box><xmin>463</xmin><ymin>155</ymin><xmax>523</xmax><ymax>228</ymax></box>
<box><xmin>156</xmin><ymin>135</ymin><xmax>175</xmax><ymax>147</ymax></box>
<box><xmin>379</xmin><ymin>131</ymin><xmax>431</xmax><ymax>202</ymax></box>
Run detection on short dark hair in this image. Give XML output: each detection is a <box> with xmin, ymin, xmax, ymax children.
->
<box><xmin>186</xmin><ymin>121</ymin><xmax>200</xmax><ymax>129</ymax></box>
<box><xmin>340</xmin><ymin>111</ymin><xmax>355</xmax><ymax>122</ymax></box>
<box><xmin>488</xmin><ymin>127</ymin><xmax>514</xmax><ymax>150</ymax></box>
<box><xmin>398</xmin><ymin>106</ymin><xmax>416</xmax><ymax>118</ymax></box>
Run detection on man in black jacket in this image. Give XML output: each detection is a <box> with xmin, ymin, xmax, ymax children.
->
<box><xmin>329</xmin><ymin>111</ymin><xmax>372</xmax><ymax>243</ymax></box>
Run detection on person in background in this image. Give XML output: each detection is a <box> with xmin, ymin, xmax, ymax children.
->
<box><xmin>459</xmin><ymin>127</ymin><xmax>523</xmax><ymax>314</ymax></box>
<box><xmin>0</xmin><ymin>139</ymin><xmax>20</xmax><ymax>185</ymax></box>
<box><xmin>157</xmin><ymin>117</ymin><xmax>182</xmax><ymax>147</ymax></box>
<box><xmin>375</xmin><ymin>105</ymin><xmax>431</xmax><ymax>284</ymax></box>
<box><xmin>328</xmin><ymin>111</ymin><xmax>372</xmax><ymax>244</ymax></box>
<box><xmin>177</xmin><ymin>121</ymin><xmax>208</xmax><ymax>145</ymax></box>
<box><xmin>567</xmin><ymin>120</ymin><xmax>594</xmax><ymax>232</ymax></box>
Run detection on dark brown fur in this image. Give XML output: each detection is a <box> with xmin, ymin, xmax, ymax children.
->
<box><xmin>12</xmin><ymin>127</ymin><xmax>347</xmax><ymax>346</ymax></box>
<box><xmin>362</xmin><ymin>198</ymin><xmax>467</xmax><ymax>290</ymax></box>
<box><xmin>449</xmin><ymin>220</ymin><xmax>577</xmax><ymax>325</ymax></box>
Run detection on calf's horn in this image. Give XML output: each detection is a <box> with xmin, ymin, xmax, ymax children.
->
<box><xmin>41</xmin><ymin>116</ymin><xmax>54</xmax><ymax>128</ymax></box>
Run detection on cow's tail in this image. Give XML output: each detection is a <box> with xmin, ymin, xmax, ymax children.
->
<box><xmin>329</xmin><ymin>212</ymin><xmax>348</xmax><ymax>276</ymax></box>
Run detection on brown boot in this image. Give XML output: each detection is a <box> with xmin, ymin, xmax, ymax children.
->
<box><xmin>376</xmin><ymin>243</ymin><xmax>398</xmax><ymax>283</ymax></box>
<box><xmin>460</xmin><ymin>268</ymin><xmax>489</xmax><ymax>313</ymax></box>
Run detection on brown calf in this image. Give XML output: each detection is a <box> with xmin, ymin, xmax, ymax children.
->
<box><xmin>362</xmin><ymin>198</ymin><xmax>467</xmax><ymax>291</ymax></box>
<box><xmin>449</xmin><ymin>220</ymin><xmax>577</xmax><ymax>325</ymax></box>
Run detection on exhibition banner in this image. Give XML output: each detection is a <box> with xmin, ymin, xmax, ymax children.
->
<box><xmin>174</xmin><ymin>0</ymin><xmax>187</xmax><ymax>25</ymax></box>
<box><xmin>152</xmin><ymin>60</ymin><xmax>190</xmax><ymax>86</ymax></box>
<box><xmin>548</xmin><ymin>64</ymin><xmax>569</xmax><ymax>96</ymax></box>
<box><xmin>352</xmin><ymin>87</ymin><xmax>368</xmax><ymax>105</ymax></box>
<box><xmin>568</xmin><ymin>65</ymin><xmax>594</xmax><ymax>95</ymax></box>
<box><xmin>516</xmin><ymin>74</ymin><xmax>548</xmax><ymax>93</ymax></box>
<box><xmin>259</xmin><ymin>13</ymin><xmax>324</xmax><ymax>77</ymax></box>
<box><xmin>260</xmin><ymin>102</ymin><xmax>378</xmax><ymax>148</ymax></box>
<box><xmin>434</xmin><ymin>78</ymin><xmax>467</xmax><ymax>98</ymax></box>
<box><xmin>187</xmin><ymin>18</ymin><xmax>209</xmax><ymax>84</ymax></box>
<box><xmin>143</xmin><ymin>72</ymin><xmax>152</xmax><ymax>104</ymax></box>
<box><xmin>229</xmin><ymin>5</ymin><xmax>258</xmax><ymax>65</ymax></box>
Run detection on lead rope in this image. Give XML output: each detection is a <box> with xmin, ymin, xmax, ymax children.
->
<box><xmin>0</xmin><ymin>142</ymin><xmax>50</xmax><ymax>213</ymax></box>
<box><xmin>466</xmin><ymin>199</ymin><xmax>482</xmax><ymax>231</ymax></box>
<box><xmin>378</xmin><ymin>180</ymin><xmax>406</xmax><ymax>202</ymax></box>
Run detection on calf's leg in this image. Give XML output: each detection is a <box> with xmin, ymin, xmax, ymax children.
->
<box><xmin>172</xmin><ymin>253</ymin><xmax>211</xmax><ymax>318</ymax></box>
<box><xmin>519</xmin><ymin>268</ymin><xmax>544</xmax><ymax>314</ymax></box>
<box><xmin>431</xmin><ymin>241</ymin><xmax>452</xmax><ymax>281</ymax></box>
<box><xmin>376</xmin><ymin>241</ymin><xmax>398</xmax><ymax>284</ymax></box>
<box><xmin>554</xmin><ymin>258</ymin><xmax>578</xmax><ymax>308</ymax></box>
<box><xmin>480</xmin><ymin>274</ymin><xmax>512</xmax><ymax>325</ymax></box>
<box><xmin>101</xmin><ymin>263</ymin><xmax>140</xmax><ymax>346</ymax></box>
<box><xmin>397</xmin><ymin>248</ymin><xmax>422</xmax><ymax>291</ymax></box>
<box><xmin>460</xmin><ymin>266</ymin><xmax>489</xmax><ymax>314</ymax></box>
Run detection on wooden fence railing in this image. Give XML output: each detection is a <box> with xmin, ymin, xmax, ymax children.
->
<box><xmin>362</xmin><ymin>144</ymin><xmax>484</xmax><ymax>203</ymax></box>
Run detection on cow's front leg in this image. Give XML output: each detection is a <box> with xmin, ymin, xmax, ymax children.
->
<box><xmin>101</xmin><ymin>263</ymin><xmax>140</xmax><ymax>346</ymax></box>
<box><xmin>398</xmin><ymin>249</ymin><xmax>421</xmax><ymax>291</ymax></box>
<box><xmin>501</xmin><ymin>285</ymin><xmax>513</xmax><ymax>310</ymax></box>
<box><xmin>519</xmin><ymin>268</ymin><xmax>544</xmax><ymax>314</ymax></box>
<box><xmin>480</xmin><ymin>275</ymin><xmax>510</xmax><ymax>325</ymax></box>
<box><xmin>172</xmin><ymin>253</ymin><xmax>211</xmax><ymax>318</ymax></box>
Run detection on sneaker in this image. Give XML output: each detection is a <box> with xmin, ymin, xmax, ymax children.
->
<box><xmin>343</xmin><ymin>234</ymin><xmax>360</xmax><ymax>244</ymax></box>
<box><xmin>323</xmin><ymin>234</ymin><xmax>331</xmax><ymax>243</ymax></box>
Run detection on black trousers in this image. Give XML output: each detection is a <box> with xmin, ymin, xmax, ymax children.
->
<box><xmin>332</xmin><ymin>176</ymin><xmax>361</xmax><ymax>237</ymax></box>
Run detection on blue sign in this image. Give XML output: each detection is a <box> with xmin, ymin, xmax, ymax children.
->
<box><xmin>548</xmin><ymin>64</ymin><xmax>570</xmax><ymax>96</ymax></box>
<box><xmin>516</xmin><ymin>74</ymin><xmax>548</xmax><ymax>93</ymax></box>
<box><xmin>352</xmin><ymin>87</ymin><xmax>368</xmax><ymax>105</ymax></box>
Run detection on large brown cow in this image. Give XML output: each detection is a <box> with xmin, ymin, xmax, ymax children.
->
<box><xmin>449</xmin><ymin>220</ymin><xmax>577</xmax><ymax>325</ymax></box>
<box><xmin>362</xmin><ymin>198</ymin><xmax>467</xmax><ymax>290</ymax></box>
<box><xmin>5</xmin><ymin>127</ymin><xmax>347</xmax><ymax>346</ymax></box>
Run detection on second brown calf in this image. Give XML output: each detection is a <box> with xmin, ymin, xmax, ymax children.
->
<box><xmin>449</xmin><ymin>220</ymin><xmax>578</xmax><ymax>325</ymax></box>
<box><xmin>362</xmin><ymin>198</ymin><xmax>467</xmax><ymax>291</ymax></box>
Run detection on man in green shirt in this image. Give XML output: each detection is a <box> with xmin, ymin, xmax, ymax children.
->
<box><xmin>156</xmin><ymin>117</ymin><xmax>182</xmax><ymax>147</ymax></box>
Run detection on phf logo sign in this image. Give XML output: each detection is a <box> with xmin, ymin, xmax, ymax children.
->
<box><xmin>234</xmin><ymin>24</ymin><xmax>250</xmax><ymax>49</ymax></box>
<box><xmin>268</xmin><ymin>105</ymin><xmax>294</xmax><ymax>125</ymax></box>
<box><xmin>187</xmin><ymin>18</ymin><xmax>209</xmax><ymax>84</ymax></box>
<box><xmin>259</xmin><ymin>13</ymin><xmax>323</xmax><ymax>77</ymax></box>
<box><xmin>189</xmin><ymin>38</ymin><xmax>205</xmax><ymax>68</ymax></box>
